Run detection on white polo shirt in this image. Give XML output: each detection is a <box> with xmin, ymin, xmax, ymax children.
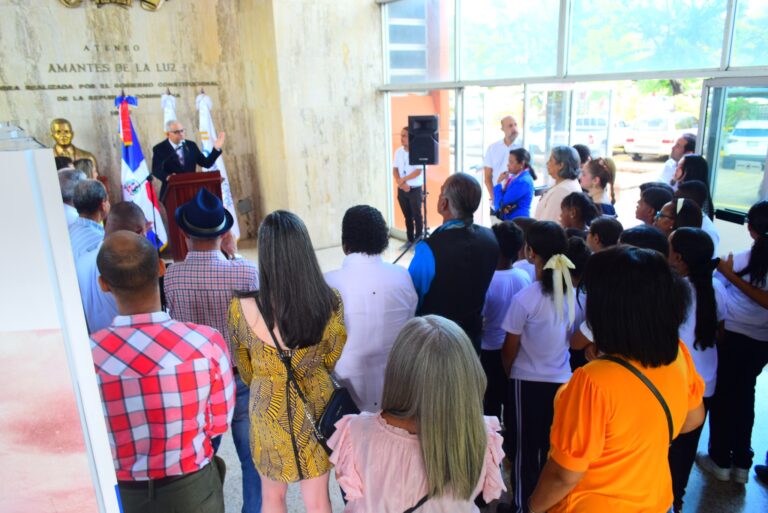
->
<box><xmin>678</xmin><ymin>277</ymin><xmax>727</xmax><ymax>397</ymax></box>
<box><xmin>484</xmin><ymin>138</ymin><xmax>522</xmax><ymax>185</ymax></box>
<box><xmin>501</xmin><ymin>281</ymin><xmax>572</xmax><ymax>383</ymax></box>
<box><xmin>393</xmin><ymin>147</ymin><xmax>424</xmax><ymax>187</ymax></box>
<box><xmin>481</xmin><ymin>268</ymin><xmax>532</xmax><ymax>351</ymax></box>
<box><xmin>718</xmin><ymin>249</ymin><xmax>768</xmax><ymax>341</ymax></box>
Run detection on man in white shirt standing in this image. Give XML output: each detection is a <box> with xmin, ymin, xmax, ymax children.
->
<box><xmin>393</xmin><ymin>126</ymin><xmax>425</xmax><ymax>248</ymax></box>
<box><xmin>58</xmin><ymin>168</ymin><xmax>85</xmax><ymax>227</ymax></box>
<box><xmin>325</xmin><ymin>205</ymin><xmax>418</xmax><ymax>412</ymax></box>
<box><xmin>483</xmin><ymin>116</ymin><xmax>522</xmax><ymax>201</ymax></box>
<box><xmin>661</xmin><ymin>133</ymin><xmax>696</xmax><ymax>185</ymax></box>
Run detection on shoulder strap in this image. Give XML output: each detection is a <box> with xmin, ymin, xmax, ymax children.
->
<box><xmin>404</xmin><ymin>494</ymin><xmax>429</xmax><ymax>513</ymax></box>
<box><xmin>598</xmin><ymin>355</ymin><xmax>674</xmax><ymax>444</ymax></box>
<box><xmin>255</xmin><ymin>301</ymin><xmax>328</xmax><ymax>443</ymax></box>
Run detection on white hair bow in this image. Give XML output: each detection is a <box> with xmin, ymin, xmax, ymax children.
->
<box><xmin>676</xmin><ymin>199</ymin><xmax>685</xmax><ymax>214</ymax></box>
<box><xmin>544</xmin><ymin>254</ymin><xmax>576</xmax><ymax>328</ymax></box>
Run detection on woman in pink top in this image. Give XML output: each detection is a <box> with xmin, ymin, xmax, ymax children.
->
<box><xmin>328</xmin><ymin>315</ymin><xmax>505</xmax><ymax>512</ymax></box>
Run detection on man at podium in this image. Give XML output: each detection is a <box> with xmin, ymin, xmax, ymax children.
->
<box><xmin>151</xmin><ymin>119</ymin><xmax>226</xmax><ymax>201</ymax></box>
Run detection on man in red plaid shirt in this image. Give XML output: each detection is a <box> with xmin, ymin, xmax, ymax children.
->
<box><xmin>91</xmin><ymin>231</ymin><xmax>234</xmax><ymax>513</ymax></box>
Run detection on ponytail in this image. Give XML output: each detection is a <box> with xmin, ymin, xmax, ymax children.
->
<box><xmin>586</xmin><ymin>157</ymin><xmax>617</xmax><ymax>205</ymax></box>
<box><xmin>737</xmin><ymin>201</ymin><xmax>768</xmax><ymax>288</ymax></box>
<box><xmin>670</xmin><ymin>228</ymin><xmax>718</xmax><ymax>350</ymax></box>
<box><xmin>526</xmin><ymin>221</ymin><xmax>568</xmax><ymax>298</ymax></box>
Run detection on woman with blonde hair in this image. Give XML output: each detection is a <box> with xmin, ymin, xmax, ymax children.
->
<box><xmin>328</xmin><ymin>315</ymin><xmax>505</xmax><ymax>512</ymax></box>
<box><xmin>228</xmin><ymin>210</ymin><xmax>346</xmax><ymax>513</ymax></box>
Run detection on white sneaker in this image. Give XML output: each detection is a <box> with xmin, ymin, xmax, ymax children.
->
<box><xmin>695</xmin><ymin>452</ymin><xmax>731</xmax><ymax>481</ymax></box>
<box><xmin>731</xmin><ymin>467</ymin><xmax>749</xmax><ymax>484</ymax></box>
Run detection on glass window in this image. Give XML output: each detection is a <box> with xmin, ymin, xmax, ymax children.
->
<box><xmin>386</xmin><ymin>0</ymin><xmax>455</xmax><ymax>84</ymax></box>
<box><xmin>569</xmin><ymin>0</ymin><xmax>727</xmax><ymax>75</ymax></box>
<box><xmin>389</xmin><ymin>24</ymin><xmax>427</xmax><ymax>45</ymax></box>
<box><xmin>701</xmin><ymin>85</ymin><xmax>768</xmax><ymax>214</ymax></box>
<box><xmin>389</xmin><ymin>91</ymin><xmax>456</xmax><ymax>235</ymax></box>
<box><xmin>731</xmin><ymin>0</ymin><xmax>768</xmax><ymax>67</ymax></box>
<box><xmin>463</xmin><ymin>86</ymin><xmax>525</xmax><ymax>225</ymax></box>
<box><xmin>459</xmin><ymin>0</ymin><xmax>559</xmax><ymax>81</ymax></box>
<box><xmin>571</xmin><ymin>89</ymin><xmax>612</xmax><ymax>158</ymax></box>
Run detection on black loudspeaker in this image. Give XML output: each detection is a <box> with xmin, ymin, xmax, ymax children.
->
<box><xmin>408</xmin><ymin>115</ymin><xmax>439</xmax><ymax>166</ymax></box>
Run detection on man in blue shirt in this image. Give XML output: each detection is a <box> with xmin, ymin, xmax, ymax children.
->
<box><xmin>75</xmin><ymin>201</ymin><xmax>148</xmax><ymax>333</ymax></box>
<box><xmin>409</xmin><ymin>173</ymin><xmax>499</xmax><ymax>351</ymax></box>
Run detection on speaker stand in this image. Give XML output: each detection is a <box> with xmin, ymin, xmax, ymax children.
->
<box><xmin>394</xmin><ymin>164</ymin><xmax>429</xmax><ymax>265</ymax></box>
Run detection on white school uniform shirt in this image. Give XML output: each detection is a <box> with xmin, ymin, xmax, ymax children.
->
<box><xmin>513</xmin><ymin>259</ymin><xmax>536</xmax><ymax>283</ymax></box>
<box><xmin>717</xmin><ymin>249</ymin><xmax>768</xmax><ymax>341</ymax></box>
<box><xmin>393</xmin><ymin>147</ymin><xmax>424</xmax><ymax>187</ymax></box>
<box><xmin>678</xmin><ymin>278</ymin><xmax>727</xmax><ymax>397</ymax></box>
<box><xmin>481</xmin><ymin>268</ymin><xmax>532</xmax><ymax>351</ymax></box>
<box><xmin>325</xmin><ymin>253</ymin><xmax>417</xmax><ymax>412</ymax></box>
<box><xmin>701</xmin><ymin>215</ymin><xmax>720</xmax><ymax>258</ymax></box>
<box><xmin>501</xmin><ymin>281</ymin><xmax>572</xmax><ymax>383</ymax></box>
<box><xmin>484</xmin><ymin>138</ymin><xmax>521</xmax><ymax>185</ymax></box>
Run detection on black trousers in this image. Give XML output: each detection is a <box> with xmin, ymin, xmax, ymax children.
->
<box><xmin>480</xmin><ymin>349</ymin><xmax>507</xmax><ymax>418</ymax></box>
<box><xmin>669</xmin><ymin>396</ymin><xmax>712</xmax><ymax>512</ymax></box>
<box><xmin>504</xmin><ymin>379</ymin><xmax>562</xmax><ymax>513</ymax></box>
<box><xmin>708</xmin><ymin>330</ymin><xmax>768</xmax><ymax>469</ymax></box>
<box><xmin>397</xmin><ymin>186</ymin><xmax>423</xmax><ymax>242</ymax></box>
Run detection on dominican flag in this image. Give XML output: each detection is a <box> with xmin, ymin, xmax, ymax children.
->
<box><xmin>115</xmin><ymin>95</ymin><xmax>167</xmax><ymax>250</ymax></box>
<box><xmin>196</xmin><ymin>92</ymin><xmax>240</xmax><ymax>239</ymax></box>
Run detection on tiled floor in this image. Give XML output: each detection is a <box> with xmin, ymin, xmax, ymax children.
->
<box><xmin>223</xmin><ymin>238</ymin><xmax>768</xmax><ymax>512</ymax></box>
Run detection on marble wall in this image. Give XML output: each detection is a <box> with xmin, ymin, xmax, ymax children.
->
<box><xmin>0</xmin><ymin>0</ymin><xmax>386</xmax><ymax>247</ymax></box>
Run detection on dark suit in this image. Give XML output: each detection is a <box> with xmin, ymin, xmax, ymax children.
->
<box><xmin>151</xmin><ymin>139</ymin><xmax>222</xmax><ymax>201</ymax></box>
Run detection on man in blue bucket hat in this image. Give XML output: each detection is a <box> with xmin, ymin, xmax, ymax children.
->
<box><xmin>165</xmin><ymin>187</ymin><xmax>263</xmax><ymax>513</ymax></box>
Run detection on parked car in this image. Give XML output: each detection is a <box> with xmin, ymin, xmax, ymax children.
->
<box><xmin>527</xmin><ymin>117</ymin><xmax>607</xmax><ymax>157</ymax></box>
<box><xmin>611</xmin><ymin>119</ymin><xmax>631</xmax><ymax>154</ymax></box>
<box><xmin>624</xmin><ymin>113</ymin><xmax>698</xmax><ymax>160</ymax></box>
<box><xmin>721</xmin><ymin>120</ymin><xmax>768</xmax><ymax>168</ymax></box>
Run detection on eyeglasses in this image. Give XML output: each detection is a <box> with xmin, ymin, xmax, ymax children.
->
<box><xmin>654</xmin><ymin>211</ymin><xmax>675</xmax><ymax>221</ymax></box>
<box><xmin>169</xmin><ymin>129</ymin><xmax>185</xmax><ymax>134</ymax></box>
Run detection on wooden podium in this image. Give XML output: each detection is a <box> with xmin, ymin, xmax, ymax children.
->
<box><xmin>164</xmin><ymin>171</ymin><xmax>223</xmax><ymax>262</ymax></box>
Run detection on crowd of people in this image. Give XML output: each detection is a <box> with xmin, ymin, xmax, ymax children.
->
<box><xmin>54</xmin><ymin>126</ymin><xmax>768</xmax><ymax>513</ymax></box>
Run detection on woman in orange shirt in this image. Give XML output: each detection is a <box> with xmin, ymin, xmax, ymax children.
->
<box><xmin>527</xmin><ymin>245</ymin><xmax>705</xmax><ymax>513</ymax></box>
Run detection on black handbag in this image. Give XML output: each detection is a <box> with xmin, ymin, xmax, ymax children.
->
<box><xmin>260</xmin><ymin>309</ymin><xmax>359</xmax><ymax>455</ymax></box>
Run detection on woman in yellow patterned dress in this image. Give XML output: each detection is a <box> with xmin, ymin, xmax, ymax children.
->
<box><xmin>228</xmin><ymin>210</ymin><xmax>346</xmax><ymax>513</ymax></box>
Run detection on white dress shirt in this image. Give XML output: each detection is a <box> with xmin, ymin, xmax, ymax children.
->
<box><xmin>660</xmin><ymin>158</ymin><xmax>677</xmax><ymax>184</ymax></box>
<box><xmin>325</xmin><ymin>253</ymin><xmax>417</xmax><ymax>412</ymax></box>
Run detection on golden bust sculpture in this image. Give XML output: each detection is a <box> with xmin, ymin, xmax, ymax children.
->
<box><xmin>50</xmin><ymin>118</ymin><xmax>99</xmax><ymax>177</ymax></box>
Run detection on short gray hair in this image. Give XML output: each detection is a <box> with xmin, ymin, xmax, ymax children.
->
<box><xmin>164</xmin><ymin>119</ymin><xmax>180</xmax><ymax>132</ymax></box>
<box><xmin>381</xmin><ymin>315</ymin><xmax>487</xmax><ymax>500</ymax></box>
<box><xmin>443</xmin><ymin>173</ymin><xmax>481</xmax><ymax>219</ymax></box>
<box><xmin>73</xmin><ymin>179</ymin><xmax>107</xmax><ymax>215</ymax></box>
<box><xmin>58</xmin><ymin>168</ymin><xmax>86</xmax><ymax>204</ymax></box>
<box><xmin>551</xmin><ymin>145</ymin><xmax>581</xmax><ymax>180</ymax></box>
